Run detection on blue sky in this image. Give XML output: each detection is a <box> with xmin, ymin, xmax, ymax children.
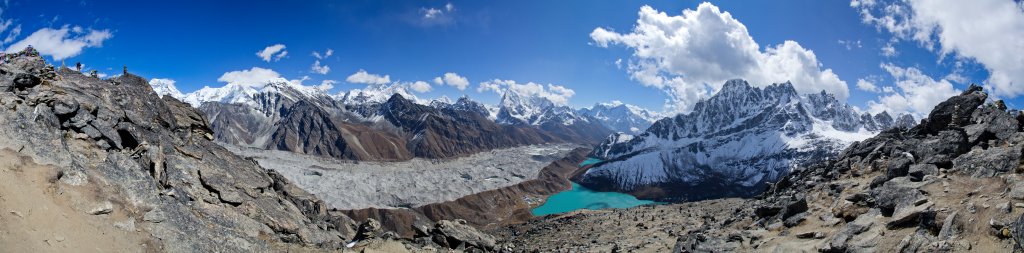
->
<box><xmin>0</xmin><ymin>0</ymin><xmax>1019</xmax><ymax>116</ymax></box>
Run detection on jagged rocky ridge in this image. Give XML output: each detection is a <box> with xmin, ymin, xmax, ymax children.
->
<box><xmin>497</xmin><ymin>84</ymin><xmax>1024</xmax><ymax>252</ymax></box>
<box><xmin>577</xmin><ymin>101</ymin><xmax>661</xmax><ymax>134</ymax></box>
<box><xmin>493</xmin><ymin>88</ymin><xmax>614</xmax><ymax>144</ymax></box>
<box><xmin>0</xmin><ymin>49</ymin><xmax>360</xmax><ymax>251</ymax></box>
<box><xmin>579</xmin><ymin>79</ymin><xmax>916</xmax><ymax>202</ymax></box>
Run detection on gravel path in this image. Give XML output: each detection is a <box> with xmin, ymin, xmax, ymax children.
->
<box><xmin>222</xmin><ymin>143</ymin><xmax>580</xmax><ymax>209</ymax></box>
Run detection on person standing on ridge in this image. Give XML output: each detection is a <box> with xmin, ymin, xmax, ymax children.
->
<box><xmin>76</xmin><ymin>62</ymin><xmax>82</xmax><ymax>72</ymax></box>
<box><xmin>123</xmin><ymin>65</ymin><xmax>128</xmax><ymax>76</ymax></box>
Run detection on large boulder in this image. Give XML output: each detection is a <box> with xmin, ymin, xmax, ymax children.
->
<box><xmin>13</xmin><ymin>73</ymin><xmax>41</xmax><ymax>89</ymax></box>
<box><xmin>869</xmin><ymin>181</ymin><xmax>925</xmax><ymax>216</ymax></box>
<box><xmin>910</xmin><ymin>129</ymin><xmax>968</xmax><ymax>166</ymax></box>
<box><xmin>431</xmin><ymin>220</ymin><xmax>496</xmax><ymax>250</ymax></box>
<box><xmin>968</xmin><ymin>104</ymin><xmax>1020</xmax><ymax>143</ymax></box>
<box><xmin>952</xmin><ymin>145</ymin><xmax>1023</xmax><ymax>177</ymax></box>
<box><xmin>1012</xmin><ymin>212</ymin><xmax>1024</xmax><ymax>250</ymax></box>
<box><xmin>918</xmin><ymin>84</ymin><xmax>986</xmax><ymax>134</ymax></box>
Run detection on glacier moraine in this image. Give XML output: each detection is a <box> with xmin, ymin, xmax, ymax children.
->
<box><xmin>222</xmin><ymin>143</ymin><xmax>580</xmax><ymax>209</ymax></box>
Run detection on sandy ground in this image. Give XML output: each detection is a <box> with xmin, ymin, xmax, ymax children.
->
<box><xmin>0</xmin><ymin>148</ymin><xmax>153</xmax><ymax>252</ymax></box>
<box><xmin>223</xmin><ymin>143</ymin><xmax>580</xmax><ymax>210</ymax></box>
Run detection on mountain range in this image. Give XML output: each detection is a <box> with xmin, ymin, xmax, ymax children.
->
<box><xmin>577</xmin><ymin>101</ymin><xmax>662</xmax><ymax>134</ymax></box>
<box><xmin>153</xmin><ymin>81</ymin><xmax>614</xmax><ymax>161</ymax></box>
<box><xmin>577</xmin><ymin>79</ymin><xmax>916</xmax><ymax>201</ymax></box>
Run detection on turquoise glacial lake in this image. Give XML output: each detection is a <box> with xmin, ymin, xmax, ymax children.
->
<box><xmin>531</xmin><ymin>157</ymin><xmax>659</xmax><ymax>216</ymax></box>
<box><xmin>531</xmin><ymin>183</ymin><xmax>658</xmax><ymax>216</ymax></box>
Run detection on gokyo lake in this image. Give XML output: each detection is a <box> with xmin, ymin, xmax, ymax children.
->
<box><xmin>531</xmin><ymin>158</ymin><xmax>658</xmax><ymax>216</ymax></box>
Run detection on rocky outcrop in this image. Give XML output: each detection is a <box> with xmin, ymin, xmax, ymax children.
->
<box><xmin>0</xmin><ymin>49</ymin><xmax>356</xmax><ymax>251</ymax></box>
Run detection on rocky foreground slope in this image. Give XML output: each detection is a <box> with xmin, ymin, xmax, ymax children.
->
<box><xmin>0</xmin><ymin>49</ymin><xmax>365</xmax><ymax>251</ymax></box>
<box><xmin>494</xmin><ymin>85</ymin><xmax>1024</xmax><ymax>252</ymax></box>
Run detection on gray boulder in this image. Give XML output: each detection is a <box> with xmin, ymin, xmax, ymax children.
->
<box><xmin>919</xmin><ymin>84</ymin><xmax>986</xmax><ymax>134</ymax></box>
<box><xmin>907</xmin><ymin>164</ymin><xmax>938</xmax><ymax>182</ymax></box>
<box><xmin>911</xmin><ymin>129</ymin><xmax>968</xmax><ymax>166</ymax></box>
<box><xmin>952</xmin><ymin>145</ymin><xmax>1022</xmax><ymax>177</ymax></box>
<box><xmin>432</xmin><ymin>220</ymin><xmax>496</xmax><ymax>250</ymax></box>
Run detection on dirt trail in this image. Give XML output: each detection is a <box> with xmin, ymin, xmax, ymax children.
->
<box><xmin>0</xmin><ymin>148</ymin><xmax>152</xmax><ymax>252</ymax></box>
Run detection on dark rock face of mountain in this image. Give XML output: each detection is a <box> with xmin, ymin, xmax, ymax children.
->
<box><xmin>266</xmin><ymin>100</ymin><xmax>412</xmax><ymax>161</ymax></box>
<box><xmin>579</xmin><ymin>79</ymin><xmax>916</xmax><ymax>202</ymax></box>
<box><xmin>0</xmin><ymin>50</ymin><xmax>355</xmax><ymax>251</ymax></box>
<box><xmin>359</xmin><ymin>94</ymin><xmax>558</xmax><ymax>159</ymax></box>
<box><xmin>198</xmin><ymin>86</ymin><xmax>417</xmax><ymax>161</ymax></box>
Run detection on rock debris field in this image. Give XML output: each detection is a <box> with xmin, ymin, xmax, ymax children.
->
<box><xmin>223</xmin><ymin>143</ymin><xmax>579</xmax><ymax>210</ymax></box>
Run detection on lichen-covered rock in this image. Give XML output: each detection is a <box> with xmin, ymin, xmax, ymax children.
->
<box><xmin>952</xmin><ymin>145</ymin><xmax>1023</xmax><ymax>177</ymax></box>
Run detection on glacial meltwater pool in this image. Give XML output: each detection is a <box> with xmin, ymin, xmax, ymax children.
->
<box><xmin>531</xmin><ymin>182</ymin><xmax>658</xmax><ymax>216</ymax></box>
<box><xmin>531</xmin><ymin>157</ymin><xmax>659</xmax><ymax>216</ymax></box>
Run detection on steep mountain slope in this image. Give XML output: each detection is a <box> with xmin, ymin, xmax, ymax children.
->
<box><xmin>266</xmin><ymin>100</ymin><xmax>412</xmax><ymax>161</ymax></box>
<box><xmin>353</xmin><ymin>94</ymin><xmax>560</xmax><ymax>159</ymax></box>
<box><xmin>0</xmin><ymin>49</ymin><xmax>356</xmax><ymax>251</ymax></box>
<box><xmin>182</xmin><ymin>82</ymin><xmax>415</xmax><ymax>161</ymax></box>
<box><xmin>497</xmin><ymin>85</ymin><xmax>1024</xmax><ymax>252</ymax></box>
<box><xmin>495</xmin><ymin>89</ymin><xmax>613</xmax><ymax>144</ymax></box>
<box><xmin>578</xmin><ymin>101</ymin><xmax>661</xmax><ymax>134</ymax></box>
<box><xmin>579</xmin><ymin>79</ymin><xmax>915</xmax><ymax>201</ymax></box>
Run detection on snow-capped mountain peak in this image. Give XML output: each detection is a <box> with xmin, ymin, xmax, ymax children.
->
<box><xmin>579</xmin><ymin>101</ymin><xmax>662</xmax><ymax>134</ymax></box>
<box><xmin>496</xmin><ymin>88</ymin><xmax>556</xmax><ymax>125</ymax></box>
<box><xmin>174</xmin><ymin>78</ymin><xmax>331</xmax><ymax>108</ymax></box>
<box><xmin>149</xmin><ymin>78</ymin><xmax>183</xmax><ymax>99</ymax></box>
<box><xmin>180</xmin><ymin>82</ymin><xmax>260</xmax><ymax>107</ymax></box>
<box><xmin>578</xmin><ymin>79</ymin><xmax>917</xmax><ymax>202</ymax></box>
<box><xmin>336</xmin><ymin>83</ymin><xmax>424</xmax><ymax>106</ymax></box>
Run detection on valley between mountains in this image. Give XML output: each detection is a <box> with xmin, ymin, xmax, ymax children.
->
<box><xmin>3</xmin><ymin>47</ymin><xmax>1024</xmax><ymax>253</ymax></box>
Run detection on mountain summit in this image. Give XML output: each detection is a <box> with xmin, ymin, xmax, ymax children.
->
<box><xmin>578</xmin><ymin>79</ymin><xmax>915</xmax><ymax>201</ymax></box>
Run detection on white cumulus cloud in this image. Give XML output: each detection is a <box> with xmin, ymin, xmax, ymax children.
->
<box><xmin>409</xmin><ymin>81</ymin><xmax>432</xmax><ymax>93</ymax></box>
<box><xmin>417</xmin><ymin>3</ymin><xmax>455</xmax><ymax>27</ymax></box>
<box><xmin>4</xmin><ymin>25</ymin><xmax>112</xmax><ymax>60</ymax></box>
<box><xmin>312</xmin><ymin>48</ymin><xmax>333</xmax><ymax>59</ymax></box>
<box><xmin>311</xmin><ymin>60</ymin><xmax>330</xmax><ymax>75</ymax></box>
<box><xmin>857</xmin><ymin>78</ymin><xmax>879</xmax><ymax>92</ymax></box>
<box><xmin>854</xmin><ymin>0</ymin><xmax>1024</xmax><ymax>98</ymax></box>
<box><xmin>345</xmin><ymin>69</ymin><xmax>391</xmax><ymax>85</ymax></box>
<box><xmin>866</xmin><ymin>63</ymin><xmax>960</xmax><ymax>117</ymax></box>
<box><xmin>434</xmin><ymin>72</ymin><xmax>469</xmax><ymax>90</ymax></box>
<box><xmin>590</xmin><ymin>3</ymin><xmax>849</xmax><ymax>113</ymax></box>
<box><xmin>256</xmin><ymin>44</ymin><xmax>287</xmax><ymax>62</ymax></box>
<box><xmin>316</xmin><ymin>80</ymin><xmax>337</xmax><ymax>91</ymax></box>
<box><xmin>218</xmin><ymin>67</ymin><xmax>283</xmax><ymax>87</ymax></box>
